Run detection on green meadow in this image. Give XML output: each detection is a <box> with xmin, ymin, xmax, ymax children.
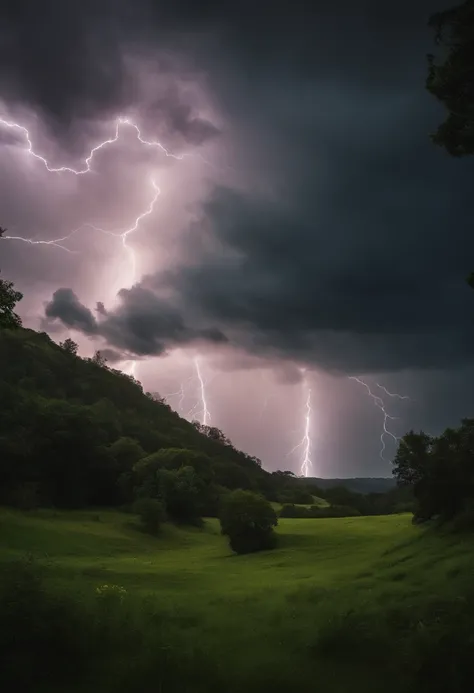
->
<box><xmin>1</xmin><ymin>508</ymin><xmax>473</xmax><ymax>693</ymax></box>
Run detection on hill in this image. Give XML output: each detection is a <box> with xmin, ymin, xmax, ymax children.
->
<box><xmin>1</xmin><ymin>508</ymin><xmax>473</xmax><ymax>692</ymax></box>
<box><xmin>0</xmin><ymin>326</ymin><xmax>278</xmax><ymax>510</ymax></box>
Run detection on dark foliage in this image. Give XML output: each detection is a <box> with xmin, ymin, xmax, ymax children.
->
<box><xmin>219</xmin><ymin>490</ymin><xmax>278</xmax><ymax>554</ymax></box>
<box><xmin>393</xmin><ymin>418</ymin><xmax>474</xmax><ymax>525</ymax></box>
<box><xmin>133</xmin><ymin>497</ymin><xmax>165</xmax><ymax>535</ymax></box>
<box><xmin>0</xmin><ymin>270</ymin><xmax>23</xmax><ymax>329</ymax></box>
<box><xmin>426</xmin><ymin>0</ymin><xmax>474</xmax><ymax>157</ymax></box>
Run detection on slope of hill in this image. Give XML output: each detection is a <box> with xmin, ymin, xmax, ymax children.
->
<box><xmin>0</xmin><ymin>326</ymin><xmax>274</xmax><ymax>508</ymax></box>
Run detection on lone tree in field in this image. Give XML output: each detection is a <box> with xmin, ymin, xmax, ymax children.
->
<box><xmin>0</xmin><ymin>272</ymin><xmax>23</xmax><ymax>329</ymax></box>
<box><xmin>219</xmin><ymin>489</ymin><xmax>278</xmax><ymax>555</ymax></box>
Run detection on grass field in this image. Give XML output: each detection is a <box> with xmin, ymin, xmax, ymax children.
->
<box><xmin>1</xmin><ymin>508</ymin><xmax>473</xmax><ymax>692</ymax></box>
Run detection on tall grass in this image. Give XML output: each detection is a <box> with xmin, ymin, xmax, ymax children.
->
<box><xmin>2</xmin><ymin>510</ymin><xmax>474</xmax><ymax>692</ymax></box>
<box><xmin>0</xmin><ymin>558</ymin><xmax>220</xmax><ymax>693</ymax></box>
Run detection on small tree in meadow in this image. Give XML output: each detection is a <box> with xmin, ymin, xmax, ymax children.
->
<box><xmin>219</xmin><ymin>490</ymin><xmax>278</xmax><ymax>554</ymax></box>
<box><xmin>133</xmin><ymin>497</ymin><xmax>165</xmax><ymax>535</ymax></box>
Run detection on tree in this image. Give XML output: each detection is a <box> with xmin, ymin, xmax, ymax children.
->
<box><xmin>393</xmin><ymin>421</ymin><xmax>474</xmax><ymax>523</ymax></box>
<box><xmin>146</xmin><ymin>391</ymin><xmax>166</xmax><ymax>404</ymax></box>
<box><xmin>192</xmin><ymin>422</ymin><xmax>231</xmax><ymax>446</ymax></box>
<box><xmin>219</xmin><ymin>490</ymin><xmax>278</xmax><ymax>554</ymax></box>
<box><xmin>109</xmin><ymin>437</ymin><xmax>145</xmax><ymax>471</ymax></box>
<box><xmin>91</xmin><ymin>350</ymin><xmax>108</xmax><ymax>368</ymax></box>
<box><xmin>158</xmin><ymin>466</ymin><xmax>204</xmax><ymax>524</ymax></box>
<box><xmin>59</xmin><ymin>338</ymin><xmax>78</xmax><ymax>356</ymax></box>
<box><xmin>426</xmin><ymin>0</ymin><xmax>474</xmax><ymax>157</ymax></box>
<box><xmin>0</xmin><ymin>272</ymin><xmax>23</xmax><ymax>329</ymax></box>
<box><xmin>133</xmin><ymin>497</ymin><xmax>165</xmax><ymax>535</ymax></box>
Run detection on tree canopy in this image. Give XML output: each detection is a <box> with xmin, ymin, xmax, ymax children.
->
<box><xmin>426</xmin><ymin>0</ymin><xmax>474</xmax><ymax>157</ymax></box>
<box><xmin>0</xmin><ymin>271</ymin><xmax>23</xmax><ymax>329</ymax></box>
<box><xmin>393</xmin><ymin>418</ymin><xmax>474</xmax><ymax>525</ymax></box>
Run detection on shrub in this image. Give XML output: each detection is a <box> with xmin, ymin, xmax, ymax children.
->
<box><xmin>219</xmin><ymin>490</ymin><xmax>278</xmax><ymax>554</ymax></box>
<box><xmin>133</xmin><ymin>498</ymin><xmax>165</xmax><ymax>535</ymax></box>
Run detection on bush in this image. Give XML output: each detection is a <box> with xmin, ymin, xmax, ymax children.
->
<box><xmin>219</xmin><ymin>490</ymin><xmax>278</xmax><ymax>554</ymax></box>
<box><xmin>133</xmin><ymin>498</ymin><xmax>165</xmax><ymax>535</ymax></box>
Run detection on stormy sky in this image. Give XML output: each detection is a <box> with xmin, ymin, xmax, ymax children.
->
<box><xmin>1</xmin><ymin>0</ymin><xmax>473</xmax><ymax>477</ymax></box>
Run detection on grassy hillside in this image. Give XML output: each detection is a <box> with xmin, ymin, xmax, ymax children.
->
<box><xmin>2</xmin><ymin>508</ymin><xmax>473</xmax><ymax>692</ymax></box>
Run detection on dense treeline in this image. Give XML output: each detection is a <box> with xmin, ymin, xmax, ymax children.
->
<box><xmin>279</xmin><ymin>482</ymin><xmax>413</xmax><ymax>518</ymax></box>
<box><xmin>393</xmin><ymin>418</ymin><xmax>474</xmax><ymax>528</ymax></box>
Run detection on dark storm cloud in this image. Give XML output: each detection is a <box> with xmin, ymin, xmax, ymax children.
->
<box><xmin>0</xmin><ymin>0</ymin><xmax>220</xmax><ymax>146</ymax></box>
<box><xmin>45</xmin><ymin>286</ymin><xmax>227</xmax><ymax>355</ymax></box>
<box><xmin>142</xmin><ymin>89</ymin><xmax>220</xmax><ymax>146</ymax></box>
<box><xmin>26</xmin><ymin>0</ymin><xmax>474</xmax><ymax>373</ymax></box>
<box><xmin>99</xmin><ymin>348</ymin><xmax>126</xmax><ymax>364</ymax></box>
<box><xmin>45</xmin><ymin>288</ymin><xmax>98</xmax><ymax>335</ymax></box>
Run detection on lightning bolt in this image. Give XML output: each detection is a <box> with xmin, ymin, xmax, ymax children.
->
<box><xmin>1</xmin><ymin>179</ymin><xmax>160</xmax><ymax>261</ymax></box>
<box><xmin>287</xmin><ymin>370</ymin><xmax>313</xmax><ymax>477</ymax></box>
<box><xmin>375</xmin><ymin>383</ymin><xmax>410</xmax><ymax>400</ymax></box>
<box><xmin>0</xmin><ymin>115</ymin><xmax>184</xmax><ymax>175</ymax></box>
<box><xmin>348</xmin><ymin>376</ymin><xmax>410</xmax><ymax>461</ymax></box>
<box><xmin>0</xmin><ymin>231</ymin><xmax>81</xmax><ymax>253</ymax></box>
<box><xmin>164</xmin><ymin>383</ymin><xmax>186</xmax><ymax>412</ymax></box>
<box><xmin>190</xmin><ymin>356</ymin><xmax>211</xmax><ymax>426</ymax></box>
<box><xmin>0</xmin><ymin>114</ymin><xmax>179</xmax><ymax>381</ymax></box>
<box><xmin>85</xmin><ymin>178</ymin><xmax>161</xmax><ymax>282</ymax></box>
<box><xmin>164</xmin><ymin>357</ymin><xmax>214</xmax><ymax>425</ymax></box>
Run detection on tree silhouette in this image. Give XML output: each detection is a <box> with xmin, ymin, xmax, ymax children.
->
<box><xmin>426</xmin><ymin>0</ymin><xmax>474</xmax><ymax>157</ymax></box>
<box><xmin>0</xmin><ymin>272</ymin><xmax>23</xmax><ymax>329</ymax></box>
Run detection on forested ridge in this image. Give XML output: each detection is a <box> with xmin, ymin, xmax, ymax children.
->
<box><xmin>0</xmin><ymin>324</ymin><xmax>274</xmax><ymax>511</ymax></box>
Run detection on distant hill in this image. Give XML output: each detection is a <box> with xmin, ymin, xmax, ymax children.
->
<box><xmin>305</xmin><ymin>478</ymin><xmax>396</xmax><ymax>494</ymax></box>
